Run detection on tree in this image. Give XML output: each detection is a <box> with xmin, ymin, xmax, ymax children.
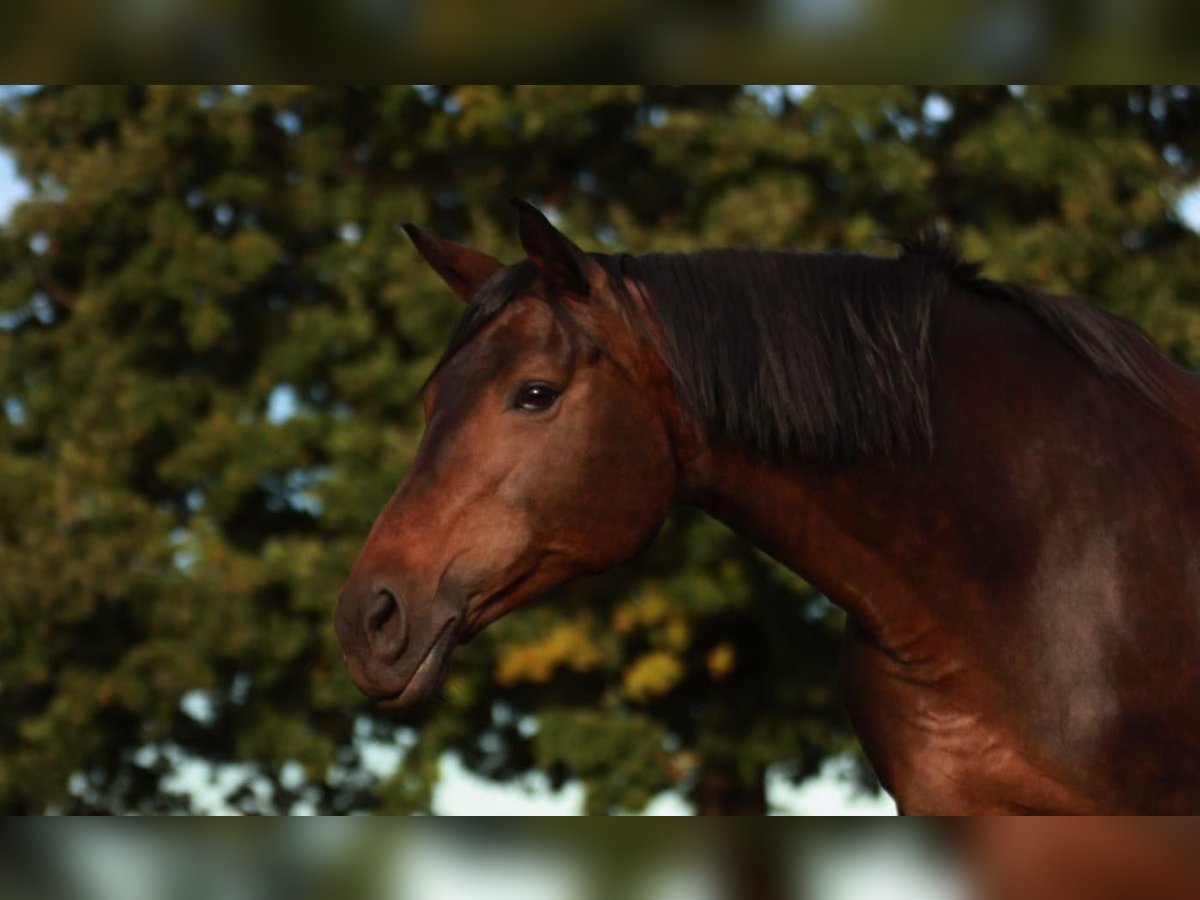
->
<box><xmin>1</xmin><ymin>86</ymin><xmax>1198</xmax><ymax>814</ymax></box>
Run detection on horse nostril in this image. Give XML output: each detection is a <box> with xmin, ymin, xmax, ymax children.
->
<box><xmin>364</xmin><ymin>586</ymin><xmax>408</xmax><ymax>659</ymax></box>
<box><xmin>365</xmin><ymin>588</ymin><xmax>396</xmax><ymax>630</ymax></box>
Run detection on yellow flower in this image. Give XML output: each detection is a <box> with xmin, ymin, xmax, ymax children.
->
<box><xmin>622</xmin><ymin>651</ymin><xmax>683</xmax><ymax>702</ymax></box>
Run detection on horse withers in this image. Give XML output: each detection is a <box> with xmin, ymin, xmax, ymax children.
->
<box><xmin>336</xmin><ymin>199</ymin><xmax>1200</xmax><ymax>814</ymax></box>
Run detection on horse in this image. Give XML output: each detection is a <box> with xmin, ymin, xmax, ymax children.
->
<box><xmin>335</xmin><ymin>199</ymin><xmax>1200</xmax><ymax>814</ymax></box>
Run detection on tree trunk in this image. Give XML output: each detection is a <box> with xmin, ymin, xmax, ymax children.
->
<box><xmin>691</xmin><ymin>762</ymin><xmax>768</xmax><ymax>815</ymax></box>
<box><xmin>690</xmin><ymin>765</ymin><xmax>792</xmax><ymax>900</ymax></box>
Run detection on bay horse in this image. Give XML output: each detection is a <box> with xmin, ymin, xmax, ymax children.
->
<box><xmin>336</xmin><ymin>199</ymin><xmax>1200</xmax><ymax>814</ymax></box>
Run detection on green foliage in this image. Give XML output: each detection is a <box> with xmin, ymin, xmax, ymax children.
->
<box><xmin>1</xmin><ymin>86</ymin><xmax>1198</xmax><ymax>813</ymax></box>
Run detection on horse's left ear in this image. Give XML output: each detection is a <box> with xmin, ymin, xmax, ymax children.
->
<box><xmin>511</xmin><ymin>198</ymin><xmax>600</xmax><ymax>298</ymax></box>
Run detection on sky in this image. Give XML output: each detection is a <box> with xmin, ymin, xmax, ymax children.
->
<box><xmin>0</xmin><ymin>149</ymin><xmax>29</xmax><ymax>220</ymax></box>
<box><xmin>433</xmin><ymin>754</ymin><xmax>896</xmax><ymax>815</ymax></box>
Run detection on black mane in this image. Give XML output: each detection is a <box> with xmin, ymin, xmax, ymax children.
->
<box><xmin>604</xmin><ymin>248</ymin><xmax>935</xmax><ymax>460</ymax></box>
<box><xmin>437</xmin><ymin>240</ymin><xmax>1168</xmax><ymax>461</ymax></box>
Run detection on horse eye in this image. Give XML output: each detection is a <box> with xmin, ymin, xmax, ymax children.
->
<box><xmin>513</xmin><ymin>383</ymin><xmax>560</xmax><ymax>412</ymax></box>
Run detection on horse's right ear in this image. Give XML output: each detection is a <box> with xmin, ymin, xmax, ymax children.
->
<box><xmin>511</xmin><ymin>198</ymin><xmax>599</xmax><ymax>298</ymax></box>
<box><xmin>402</xmin><ymin>224</ymin><xmax>505</xmax><ymax>302</ymax></box>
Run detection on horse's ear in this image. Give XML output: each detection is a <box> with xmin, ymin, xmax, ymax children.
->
<box><xmin>511</xmin><ymin>198</ymin><xmax>598</xmax><ymax>298</ymax></box>
<box><xmin>402</xmin><ymin>223</ymin><xmax>505</xmax><ymax>302</ymax></box>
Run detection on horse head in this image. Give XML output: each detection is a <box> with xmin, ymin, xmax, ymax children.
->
<box><xmin>335</xmin><ymin>202</ymin><xmax>682</xmax><ymax>707</ymax></box>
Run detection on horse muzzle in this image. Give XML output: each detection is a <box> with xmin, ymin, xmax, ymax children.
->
<box><xmin>334</xmin><ymin>575</ymin><xmax>463</xmax><ymax>709</ymax></box>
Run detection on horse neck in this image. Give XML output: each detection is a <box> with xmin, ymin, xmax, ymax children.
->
<box><xmin>683</xmin><ymin>446</ymin><xmax>958</xmax><ymax>653</ymax></box>
<box><xmin>671</xmin><ymin>291</ymin><xmax>1121</xmax><ymax>657</ymax></box>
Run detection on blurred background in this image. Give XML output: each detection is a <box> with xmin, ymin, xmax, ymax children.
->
<box><xmin>0</xmin><ymin>820</ymin><xmax>971</xmax><ymax>900</ymax></box>
<box><xmin>2</xmin><ymin>0</ymin><xmax>1198</xmax><ymax>80</ymax></box>
<box><xmin>2</xmin><ymin>820</ymin><xmax>1197</xmax><ymax>899</ymax></box>
<box><xmin>2</xmin><ymin>85</ymin><xmax>1200</xmax><ymax>818</ymax></box>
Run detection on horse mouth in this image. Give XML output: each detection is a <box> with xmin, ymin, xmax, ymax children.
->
<box><xmin>368</xmin><ymin>565</ymin><xmax>545</xmax><ymax>709</ymax></box>
<box><xmin>374</xmin><ymin>615</ymin><xmax>461</xmax><ymax>710</ymax></box>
